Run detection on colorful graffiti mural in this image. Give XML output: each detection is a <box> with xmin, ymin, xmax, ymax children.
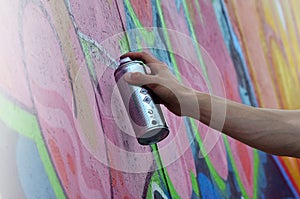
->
<box><xmin>0</xmin><ymin>0</ymin><xmax>299</xmax><ymax>198</ymax></box>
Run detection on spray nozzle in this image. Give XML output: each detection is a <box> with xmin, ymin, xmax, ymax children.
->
<box><xmin>119</xmin><ymin>57</ymin><xmax>132</xmax><ymax>65</ymax></box>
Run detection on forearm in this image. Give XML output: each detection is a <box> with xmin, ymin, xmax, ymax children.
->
<box><xmin>185</xmin><ymin>90</ymin><xmax>300</xmax><ymax>157</ymax></box>
<box><xmin>120</xmin><ymin>52</ymin><xmax>300</xmax><ymax>157</ymax></box>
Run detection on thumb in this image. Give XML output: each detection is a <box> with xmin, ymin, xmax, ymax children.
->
<box><xmin>124</xmin><ymin>72</ymin><xmax>155</xmax><ymax>86</ymax></box>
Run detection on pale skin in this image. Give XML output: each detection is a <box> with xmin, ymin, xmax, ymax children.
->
<box><xmin>121</xmin><ymin>52</ymin><xmax>300</xmax><ymax>158</ymax></box>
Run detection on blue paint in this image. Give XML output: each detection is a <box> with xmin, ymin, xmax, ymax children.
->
<box><xmin>227</xmin><ymin>154</ymin><xmax>242</xmax><ymax>196</ymax></box>
<box><xmin>183</xmin><ymin>117</ymin><xmax>198</xmax><ymax>159</ymax></box>
<box><xmin>122</xmin><ymin>1</ymin><xmax>297</xmax><ymax>198</ymax></box>
<box><xmin>123</xmin><ymin>0</ymin><xmax>174</xmax><ymax>74</ymax></box>
<box><xmin>190</xmin><ymin>191</ymin><xmax>199</xmax><ymax>199</ymax></box>
<box><xmin>198</xmin><ymin>173</ymin><xmax>222</xmax><ymax>199</ymax></box>
<box><xmin>272</xmin><ymin>156</ymin><xmax>300</xmax><ymax>199</ymax></box>
<box><xmin>156</xmin><ymin>171</ymin><xmax>171</xmax><ymax>199</ymax></box>
<box><xmin>212</xmin><ymin>0</ymin><xmax>258</xmax><ymax>107</ymax></box>
<box><xmin>257</xmin><ymin>151</ymin><xmax>267</xmax><ymax>189</ymax></box>
<box><xmin>174</xmin><ymin>0</ymin><xmax>183</xmax><ymax>12</ymax></box>
<box><xmin>16</xmin><ymin>135</ymin><xmax>56</xmax><ymax>199</ymax></box>
<box><xmin>238</xmin><ymin>86</ymin><xmax>251</xmax><ymax>106</ymax></box>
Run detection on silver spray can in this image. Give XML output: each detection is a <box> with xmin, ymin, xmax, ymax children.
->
<box><xmin>114</xmin><ymin>57</ymin><xmax>169</xmax><ymax>145</ymax></box>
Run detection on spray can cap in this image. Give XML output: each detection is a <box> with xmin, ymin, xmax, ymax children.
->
<box><xmin>119</xmin><ymin>57</ymin><xmax>132</xmax><ymax>65</ymax></box>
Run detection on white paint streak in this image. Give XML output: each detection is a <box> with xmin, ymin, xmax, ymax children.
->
<box><xmin>78</xmin><ymin>31</ymin><xmax>119</xmax><ymax>69</ymax></box>
<box><xmin>151</xmin><ymin>182</ymin><xmax>169</xmax><ymax>199</ymax></box>
<box><xmin>275</xmin><ymin>0</ymin><xmax>287</xmax><ymax>31</ymax></box>
<box><xmin>65</xmin><ymin>0</ymin><xmax>118</xmax><ymax>69</ymax></box>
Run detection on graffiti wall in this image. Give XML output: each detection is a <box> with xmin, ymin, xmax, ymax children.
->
<box><xmin>0</xmin><ymin>0</ymin><xmax>299</xmax><ymax>198</ymax></box>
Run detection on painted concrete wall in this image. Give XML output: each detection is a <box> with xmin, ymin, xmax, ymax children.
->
<box><xmin>0</xmin><ymin>0</ymin><xmax>299</xmax><ymax>198</ymax></box>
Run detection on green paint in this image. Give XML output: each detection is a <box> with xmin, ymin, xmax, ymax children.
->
<box><xmin>253</xmin><ymin>151</ymin><xmax>259</xmax><ymax>199</ymax></box>
<box><xmin>155</xmin><ymin>2</ymin><xmax>225</xmax><ymax>191</ymax></box>
<box><xmin>123</xmin><ymin>0</ymin><xmax>146</xmax><ymax>29</ymax></box>
<box><xmin>190</xmin><ymin>171</ymin><xmax>200</xmax><ymax>196</ymax></box>
<box><xmin>124</xmin><ymin>0</ymin><xmax>228</xmax><ymax>195</ymax></box>
<box><xmin>146</xmin><ymin>171</ymin><xmax>158</xmax><ymax>199</ymax></box>
<box><xmin>119</xmin><ymin>35</ymin><xmax>130</xmax><ymax>54</ymax></box>
<box><xmin>181</xmin><ymin>1</ymin><xmax>261</xmax><ymax>198</ymax></box>
<box><xmin>135</xmin><ymin>35</ymin><xmax>143</xmax><ymax>51</ymax></box>
<box><xmin>0</xmin><ymin>94</ymin><xmax>66</xmax><ymax>199</ymax></box>
<box><xmin>190</xmin><ymin>119</ymin><xmax>226</xmax><ymax>191</ymax></box>
<box><xmin>140</xmin><ymin>29</ymin><xmax>156</xmax><ymax>46</ymax></box>
<box><xmin>181</xmin><ymin>0</ymin><xmax>211</xmax><ymax>90</ymax></box>
<box><xmin>223</xmin><ymin>136</ymin><xmax>259</xmax><ymax>199</ymax></box>
<box><xmin>153</xmin><ymin>4</ymin><xmax>227</xmax><ymax>191</ymax></box>
<box><xmin>151</xmin><ymin>145</ymin><xmax>181</xmax><ymax>198</ymax></box>
<box><xmin>174</xmin><ymin>0</ymin><xmax>229</xmax><ymax>192</ymax></box>
<box><xmin>34</xmin><ymin>133</ymin><xmax>66</xmax><ymax>199</ymax></box>
<box><xmin>155</xmin><ymin>0</ymin><xmax>181</xmax><ymax>81</ymax></box>
<box><xmin>194</xmin><ymin>0</ymin><xmax>204</xmax><ymax>24</ymax></box>
<box><xmin>123</xmin><ymin>0</ymin><xmax>156</xmax><ymax>45</ymax></box>
<box><xmin>146</xmin><ymin>169</ymin><xmax>170</xmax><ymax>199</ymax></box>
<box><xmin>123</xmin><ymin>0</ymin><xmax>255</xmax><ymax>197</ymax></box>
<box><xmin>0</xmin><ymin>95</ymin><xmax>38</xmax><ymax>139</ymax></box>
<box><xmin>80</xmin><ymin>38</ymin><xmax>97</xmax><ymax>81</ymax></box>
<box><xmin>123</xmin><ymin>0</ymin><xmax>181</xmax><ymax>80</ymax></box>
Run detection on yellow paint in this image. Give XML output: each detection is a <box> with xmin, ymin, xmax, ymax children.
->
<box><xmin>259</xmin><ymin>1</ymin><xmax>285</xmax><ymax>108</ymax></box>
<box><xmin>269</xmin><ymin>39</ymin><xmax>291</xmax><ymax>108</ymax></box>
<box><xmin>279</xmin><ymin>2</ymin><xmax>300</xmax><ymax>103</ymax></box>
<box><xmin>230</xmin><ymin>0</ymin><xmax>280</xmax><ymax>107</ymax></box>
<box><xmin>261</xmin><ymin>1</ymin><xmax>300</xmax><ymax>109</ymax></box>
<box><xmin>226</xmin><ymin>1</ymin><xmax>300</xmax><ymax>193</ymax></box>
<box><xmin>280</xmin><ymin>157</ymin><xmax>300</xmax><ymax>189</ymax></box>
<box><xmin>47</xmin><ymin>1</ymin><xmax>99</xmax><ymax>152</ymax></box>
<box><xmin>229</xmin><ymin>0</ymin><xmax>300</xmax><ymax>193</ymax></box>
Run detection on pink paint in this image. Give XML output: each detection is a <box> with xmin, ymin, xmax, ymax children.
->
<box><xmin>22</xmin><ymin>2</ymin><xmax>111</xmax><ymax>198</ymax></box>
<box><xmin>0</xmin><ymin>0</ymin><xmax>32</xmax><ymax>108</ymax></box>
<box><xmin>228</xmin><ymin>137</ymin><xmax>254</xmax><ymax>197</ymax></box>
<box><xmin>68</xmin><ymin>1</ymin><xmax>156</xmax><ymax>198</ymax></box>
<box><xmin>1</xmin><ymin>0</ymin><xmax>299</xmax><ymax>198</ymax></box>
<box><xmin>69</xmin><ymin>0</ymin><xmax>124</xmax><ymax>46</ymax></box>
<box><xmin>160</xmin><ymin>0</ymin><xmax>229</xmax><ymax>182</ymax></box>
<box><xmin>194</xmin><ymin>1</ymin><xmax>255</xmax><ymax>195</ymax></box>
<box><xmin>130</xmin><ymin>0</ymin><xmax>153</xmax><ymax>27</ymax></box>
<box><xmin>177</xmin><ymin>55</ymin><xmax>228</xmax><ymax>181</ymax></box>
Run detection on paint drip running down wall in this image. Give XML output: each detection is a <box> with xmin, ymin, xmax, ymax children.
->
<box><xmin>0</xmin><ymin>0</ymin><xmax>300</xmax><ymax>198</ymax></box>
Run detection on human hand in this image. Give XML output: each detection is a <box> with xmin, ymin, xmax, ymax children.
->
<box><xmin>120</xmin><ymin>52</ymin><xmax>194</xmax><ymax>117</ymax></box>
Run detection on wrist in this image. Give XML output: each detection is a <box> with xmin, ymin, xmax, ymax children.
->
<box><xmin>177</xmin><ymin>87</ymin><xmax>200</xmax><ymax>118</ymax></box>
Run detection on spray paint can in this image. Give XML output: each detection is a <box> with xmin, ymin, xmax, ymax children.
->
<box><xmin>114</xmin><ymin>57</ymin><xmax>169</xmax><ymax>145</ymax></box>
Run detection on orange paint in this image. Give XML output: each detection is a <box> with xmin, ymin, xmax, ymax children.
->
<box><xmin>67</xmin><ymin>153</ymin><xmax>76</xmax><ymax>175</ymax></box>
<box><xmin>237</xmin><ymin>142</ymin><xmax>252</xmax><ymax>187</ymax></box>
<box><xmin>48</xmin><ymin>138</ymin><xmax>68</xmax><ymax>187</ymax></box>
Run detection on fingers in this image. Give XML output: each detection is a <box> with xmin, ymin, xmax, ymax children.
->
<box><xmin>123</xmin><ymin>72</ymin><xmax>164</xmax><ymax>104</ymax></box>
